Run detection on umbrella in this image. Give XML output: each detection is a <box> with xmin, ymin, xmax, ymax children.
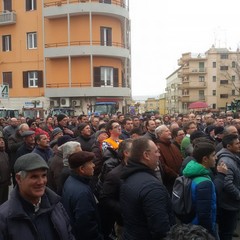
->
<box><xmin>188</xmin><ymin>101</ymin><xmax>208</xmax><ymax>109</ymax></box>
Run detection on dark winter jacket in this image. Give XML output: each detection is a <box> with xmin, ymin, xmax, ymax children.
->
<box><xmin>183</xmin><ymin>160</ymin><xmax>217</xmax><ymax>238</ymax></box>
<box><xmin>7</xmin><ymin>131</ymin><xmax>24</xmax><ymax>168</ymax></box>
<box><xmin>0</xmin><ymin>151</ymin><xmax>11</xmax><ymax>186</ymax></box>
<box><xmin>47</xmin><ymin>150</ymin><xmax>64</xmax><ymax>193</ymax></box>
<box><xmin>119</xmin><ymin>129</ymin><xmax>131</xmax><ymax>140</ymax></box>
<box><xmin>15</xmin><ymin>143</ymin><xmax>34</xmax><ymax>159</ymax></box>
<box><xmin>215</xmin><ymin>148</ymin><xmax>240</xmax><ymax>210</ymax></box>
<box><xmin>32</xmin><ymin>146</ymin><xmax>54</xmax><ymax>162</ymax></box>
<box><xmin>120</xmin><ymin>161</ymin><xmax>175</xmax><ymax>240</ymax></box>
<box><xmin>62</xmin><ymin>172</ymin><xmax>103</xmax><ymax>240</ymax></box>
<box><xmin>76</xmin><ymin>134</ymin><xmax>95</xmax><ymax>152</ymax></box>
<box><xmin>0</xmin><ymin>187</ymin><xmax>75</xmax><ymax>240</ymax></box>
<box><xmin>142</xmin><ymin>131</ymin><xmax>157</xmax><ymax>143</ymax></box>
<box><xmin>100</xmin><ymin>162</ymin><xmax>125</xmax><ymax>225</ymax></box>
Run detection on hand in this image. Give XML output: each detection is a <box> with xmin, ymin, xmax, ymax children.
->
<box><xmin>217</xmin><ymin>161</ymin><xmax>228</xmax><ymax>175</ymax></box>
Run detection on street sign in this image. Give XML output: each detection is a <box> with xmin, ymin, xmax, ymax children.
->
<box><xmin>0</xmin><ymin>85</ymin><xmax>9</xmax><ymax>99</ymax></box>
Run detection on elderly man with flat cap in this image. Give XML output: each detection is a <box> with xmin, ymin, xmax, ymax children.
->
<box><xmin>62</xmin><ymin>151</ymin><xmax>103</xmax><ymax>240</ymax></box>
<box><xmin>0</xmin><ymin>153</ymin><xmax>75</xmax><ymax>240</ymax></box>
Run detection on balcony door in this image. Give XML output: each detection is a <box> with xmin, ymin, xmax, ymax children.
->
<box><xmin>3</xmin><ymin>0</ymin><xmax>12</xmax><ymax>11</ymax></box>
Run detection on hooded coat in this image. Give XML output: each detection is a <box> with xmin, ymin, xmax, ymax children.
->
<box><xmin>183</xmin><ymin>160</ymin><xmax>217</xmax><ymax>238</ymax></box>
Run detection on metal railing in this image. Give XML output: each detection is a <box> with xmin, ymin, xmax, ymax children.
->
<box><xmin>45</xmin><ymin>40</ymin><xmax>127</xmax><ymax>48</ymax></box>
<box><xmin>44</xmin><ymin>0</ymin><xmax>128</xmax><ymax>9</ymax></box>
<box><xmin>46</xmin><ymin>82</ymin><xmax>125</xmax><ymax>88</ymax></box>
<box><xmin>0</xmin><ymin>11</ymin><xmax>16</xmax><ymax>25</ymax></box>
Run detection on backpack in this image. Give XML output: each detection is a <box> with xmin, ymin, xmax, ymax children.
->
<box><xmin>172</xmin><ymin>175</ymin><xmax>195</xmax><ymax>223</ymax></box>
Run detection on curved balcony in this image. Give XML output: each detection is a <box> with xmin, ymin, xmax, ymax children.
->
<box><xmin>43</xmin><ymin>0</ymin><xmax>129</xmax><ymax>20</ymax></box>
<box><xmin>44</xmin><ymin>40</ymin><xmax>130</xmax><ymax>59</ymax></box>
<box><xmin>0</xmin><ymin>11</ymin><xmax>16</xmax><ymax>25</ymax></box>
<box><xmin>45</xmin><ymin>82</ymin><xmax>131</xmax><ymax>97</ymax></box>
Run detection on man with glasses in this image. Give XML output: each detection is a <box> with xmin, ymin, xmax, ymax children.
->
<box><xmin>181</xmin><ymin>121</ymin><xmax>197</xmax><ymax>158</ymax></box>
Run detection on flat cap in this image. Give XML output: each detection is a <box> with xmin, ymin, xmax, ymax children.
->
<box><xmin>20</xmin><ymin>130</ymin><xmax>35</xmax><ymax>137</ymax></box>
<box><xmin>51</xmin><ymin>127</ymin><xmax>63</xmax><ymax>138</ymax></box>
<box><xmin>69</xmin><ymin>151</ymin><xmax>95</xmax><ymax>169</ymax></box>
<box><xmin>14</xmin><ymin>153</ymin><xmax>49</xmax><ymax>173</ymax></box>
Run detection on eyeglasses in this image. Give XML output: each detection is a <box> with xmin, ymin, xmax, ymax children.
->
<box><xmin>177</xmin><ymin>133</ymin><xmax>185</xmax><ymax>136</ymax></box>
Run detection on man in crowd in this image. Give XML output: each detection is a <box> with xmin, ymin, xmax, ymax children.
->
<box><xmin>62</xmin><ymin>151</ymin><xmax>103</xmax><ymax>240</ymax></box>
<box><xmin>155</xmin><ymin>125</ymin><xmax>183</xmax><ymax>194</ymax></box>
<box><xmin>76</xmin><ymin>123</ymin><xmax>95</xmax><ymax>152</ymax></box>
<box><xmin>216</xmin><ymin>134</ymin><xmax>240</xmax><ymax>240</ymax></box>
<box><xmin>15</xmin><ymin>130</ymin><xmax>35</xmax><ymax>159</ymax></box>
<box><xmin>142</xmin><ymin>119</ymin><xmax>157</xmax><ymax>143</ymax></box>
<box><xmin>119</xmin><ymin>117</ymin><xmax>133</xmax><ymax>140</ymax></box>
<box><xmin>57</xmin><ymin>114</ymin><xmax>74</xmax><ymax>137</ymax></box>
<box><xmin>90</xmin><ymin>116</ymin><xmax>100</xmax><ymax>134</ymax></box>
<box><xmin>0</xmin><ymin>153</ymin><xmax>75</xmax><ymax>239</ymax></box>
<box><xmin>32</xmin><ymin>134</ymin><xmax>54</xmax><ymax>162</ymax></box>
<box><xmin>181</xmin><ymin>121</ymin><xmax>197</xmax><ymax>158</ymax></box>
<box><xmin>3</xmin><ymin>117</ymin><xmax>18</xmax><ymax>141</ymax></box>
<box><xmin>120</xmin><ymin>138</ymin><xmax>175</xmax><ymax>239</ymax></box>
<box><xmin>0</xmin><ymin>132</ymin><xmax>11</xmax><ymax>204</ymax></box>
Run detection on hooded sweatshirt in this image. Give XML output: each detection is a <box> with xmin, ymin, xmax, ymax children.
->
<box><xmin>183</xmin><ymin>160</ymin><xmax>217</xmax><ymax>238</ymax></box>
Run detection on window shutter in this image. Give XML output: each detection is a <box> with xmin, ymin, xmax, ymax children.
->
<box><xmin>26</xmin><ymin>0</ymin><xmax>30</xmax><ymax>11</ymax></box>
<box><xmin>23</xmin><ymin>71</ymin><xmax>28</xmax><ymax>88</ymax></box>
<box><xmin>2</xmin><ymin>36</ymin><xmax>5</xmax><ymax>51</ymax></box>
<box><xmin>3</xmin><ymin>72</ymin><xmax>12</xmax><ymax>88</ymax></box>
<box><xmin>33</xmin><ymin>0</ymin><xmax>37</xmax><ymax>10</ymax></box>
<box><xmin>4</xmin><ymin>0</ymin><xmax>12</xmax><ymax>11</ymax></box>
<box><xmin>38</xmin><ymin>71</ymin><xmax>43</xmax><ymax>87</ymax></box>
<box><xmin>94</xmin><ymin>67</ymin><xmax>101</xmax><ymax>87</ymax></box>
<box><xmin>113</xmin><ymin>68</ymin><xmax>118</xmax><ymax>87</ymax></box>
<box><xmin>100</xmin><ymin>27</ymin><xmax>104</xmax><ymax>46</ymax></box>
<box><xmin>107</xmin><ymin>28</ymin><xmax>112</xmax><ymax>46</ymax></box>
<box><xmin>9</xmin><ymin>35</ymin><xmax>11</xmax><ymax>51</ymax></box>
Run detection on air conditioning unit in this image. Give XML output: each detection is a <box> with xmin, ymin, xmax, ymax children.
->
<box><xmin>72</xmin><ymin>100</ymin><xmax>81</xmax><ymax>107</ymax></box>
<box><xmin>60</xmin><ymin>98</ymin><xmax>70</xmax><ymax>107</ymax></box>
<box><xmin>50</xmin><ymin>100</ymin><xmax>59</xmax><ymax>107</ymax></box>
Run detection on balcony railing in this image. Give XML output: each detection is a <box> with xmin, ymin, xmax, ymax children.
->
<box><xmin>44</xmin><ymin>0</ymin><xmax>128</xmax><ymax>9</ymax></box>
<box><xmin>46</xmin><ymin>82</ymin><xmax>126</xmax><ymax>88</ymax></box>
<box><xmin>0</xmin><ymin>11</ymin><xmax>16</xmax><ymax>25</ymax></box>
<box><xmin>45</xmin><ymin>40</ymin><xmax>127</xmax><ymax>49</ymax></box>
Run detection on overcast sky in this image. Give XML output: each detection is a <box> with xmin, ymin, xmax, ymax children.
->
<box><xmin>129</xmin><ymin>0</ymin><xmax>240</xmax><ymax>98</ymax></box>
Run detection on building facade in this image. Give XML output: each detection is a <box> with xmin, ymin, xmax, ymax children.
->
<box><xmin>166</xmin><ymin>46</ymin><xmax>240</xmax><ymax>114</ymax></box>
<box><xmin>0</xmin><ymin>0</ymin><xmax>131</xmax><ymax>117</ymax></box>
<box><xmin>165</xmin><ymin>67</ymin><xmax>181</xmax><ymax>114</ymax></box>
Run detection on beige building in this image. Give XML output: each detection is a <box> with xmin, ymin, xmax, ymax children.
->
<box><xmin>167</xmin><ymin>46</ymin><xmax>240</xmax><ymax>114</ymax></box>
<box><xmin>165</xmin><ymin>67</ymin><xmax>181</xmax><ymax>114</ymax></box>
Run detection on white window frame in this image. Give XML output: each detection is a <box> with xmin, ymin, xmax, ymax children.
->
<box><xmin>27</xmin><ymin>32</ymin><xmax>37</xmax><ymax>49</ymax></box>
<box><xmin>100</xmin><ymin>67</ymin><xmax>113</xmax><ymax>87</ymax></box>
<box><xmin>28</xmin><ymin>71</ymin><xmax>38</xmax><ymax>87</ymax></box>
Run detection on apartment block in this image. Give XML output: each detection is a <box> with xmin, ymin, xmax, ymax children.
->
<box><xmin>0</xmin><ymin>0</ymin><xmax>131</xmax><ymax>117</ymax></box>
<box><xmin>166</xmin><ymin>46</ymin><xmax>240</xmax><ymax>114</ymax></box>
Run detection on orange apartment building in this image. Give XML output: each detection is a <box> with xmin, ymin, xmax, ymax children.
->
<box><xmin>0</xmin><ymin>0</ymin><xmax>131</xmax><ymax>117</ymax></box>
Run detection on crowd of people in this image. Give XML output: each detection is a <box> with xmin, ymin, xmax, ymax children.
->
<box><xmin>0</xmin><ymin>111</ymin><xmax>239</xmax><ymax>239</ymax></box>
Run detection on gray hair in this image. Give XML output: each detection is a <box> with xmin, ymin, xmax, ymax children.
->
<box><xmin>155</xmin><ymin>125</ymin><xmax>167</xmax><ymax>138</ymax></box>
<box><xmin>16</xmin><ymin>170</ymin><xmax>28</xmax><ymax>179</ymax></box>
<box><xmin>19</xmin><ymin>123</ymin><xmax>29</xmax><ymax>131</ymax></box>
<box><xmin>58</xmin><ymin>141</ymin><xmax>81</xmax><ymax>159</ymax></box>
